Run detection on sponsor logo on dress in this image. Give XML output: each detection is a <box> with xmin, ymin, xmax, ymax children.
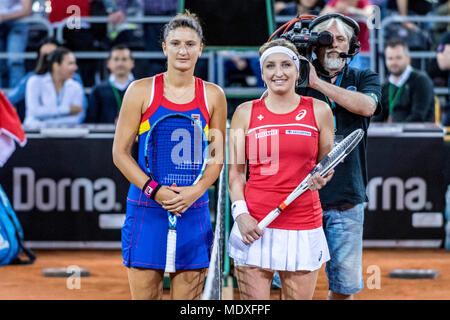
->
<box><xmin>295</xmin><ymin>109</ymin><xmax>307</xmax><ymax>121</ymax></box>
<box><xmin>285</xmin><ymin>130</ymin><xmax>311</xmax><ymax>136</ymax></box>
<box><xmin>255</xmin><ymin>129</ymin><xmax>278</xmax><ymax>139</ymax></box>
<box><xmin>191</xmin><ymin>114</ymin><xmax>201</xmax><ymax>126</ymax></box>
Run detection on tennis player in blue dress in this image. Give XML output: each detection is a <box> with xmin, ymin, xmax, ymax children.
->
<box><xmin>112</xmin><ymin>11</ymin><xmax>227</xmax><ymax>300</ymax></box>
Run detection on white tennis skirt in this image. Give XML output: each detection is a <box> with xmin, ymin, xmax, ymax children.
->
<box><xmin>228</xmin><ymin>224</ymin><xmax>330</xmax><ymax>272</ymax></box>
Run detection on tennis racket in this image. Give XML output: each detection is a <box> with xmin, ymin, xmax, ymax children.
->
<box><xmin>144</xmin><ymin>113</ymin><xmax>208</xmax><ymax>273</ymax></box>
<box><xmin>229</xmin><ymin>128</ymin><xmax>365</xmax><ymax>261</ymax></box>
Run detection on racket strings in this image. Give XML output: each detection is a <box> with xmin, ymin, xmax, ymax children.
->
<box><xmin>175</xmin><ymin>161</ymin><xmax>202</xmax><ymax>170</ymax></box>
<box><xmin>321</xmin><ymin>129</ymin><xmax>364</xmax><ymax>170</ymax></box>
<box><xmin>147</xmin><ymin>115</ymin><xmax>206</xmax><ymax>187</ymax></box>
<box><xmin>163</xmin><ymin>174</ymin><xmax>198</xmax><ymax>185</ymax></box>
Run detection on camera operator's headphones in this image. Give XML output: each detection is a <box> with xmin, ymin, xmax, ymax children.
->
<box><xmin>265</xmin><ymin>13</ymin><xmax>361</xmax><ymax>87</ymax></box>
<box><xmin>309</xmin><ymin>13</ymin><xmax>361</xmax><ymax>58</ymax></box>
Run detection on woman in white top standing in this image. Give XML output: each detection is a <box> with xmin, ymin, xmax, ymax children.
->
<box><xmin>24</xmin><ymin>47</ymin><xmax>85</xmax><ymax>128</ymax></box>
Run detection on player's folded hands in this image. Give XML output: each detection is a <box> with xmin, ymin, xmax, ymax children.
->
<box><xmin>154</xmin><ymin>186</ymin><xmax>182</xmax><ymax>216</ymax></box>
<box><xmin>161</xmin><ymin>185</ymin><xmax>202</xmax><ymax>215</ymax></box>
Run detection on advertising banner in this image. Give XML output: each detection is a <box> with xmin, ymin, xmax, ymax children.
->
<box><xmin>0</xmin><ymin>129</ymin><xmax>128</xmax><ymax>248</ymax></box>
<box><xmin>364</xmin><ymin>124</ymin><xmax>446</xmax><ymax>247</ymax></box>
<box><xmin>0</xmin><ymin>125</ymin><xmax>447</xmax><ymax>248</ymax></box>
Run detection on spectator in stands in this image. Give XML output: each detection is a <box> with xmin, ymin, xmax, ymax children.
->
<box><xmin>274</xmin><ymin>0</ymin><xmax>324</xmax><ymax>16</ymax></box>
<box><xmin>386</xmin><ymin>0</ymin><xmax>433</xmax><ymax>31</ymax></box>
<box><xmin>47</xmin><ymin>0</ymin><xmax>112</xmax><ymax>87</ymax></box>
<box><xmin>373</xmin><ymin>38</ymin><xmax>435</xmax><ymax>123</ymax></box>
<box><xmin>0</xmin><ymin>0</ymin><xmax>32</xmax><ymax>88</ymax></box>
<box><xmin>7</xmin><ymin>38</ymin><xmax>86</xmax><ymax>122</ymax></box>
<box><xmin>109</xmin><ymin>0</ymin><xmax>180</xmax><ymax>77</ymax></box>
<box><xmin>86</xmin><ymin>45</ymin><xmax>134</xmax><ymax>124</ymax></box>
<box><xmin>437</xmin><ymin>31</ymin><xmax>450</xmax><ymax>126</ymax></box>
<box><xmin>432</xmin><ymin>1</ymin><xmax>450</xmax><ymax>48</ymax></box>
<box><xmin>23</xmin><ymin>47</ymin><xmax>85</xmax><ymax>128</ymax></box>
<box><xmin>321</xmin><ymin>0</ymin><xmax>374</xmax><ymax>70</ymax></box>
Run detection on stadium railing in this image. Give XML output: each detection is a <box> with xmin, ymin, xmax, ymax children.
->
<box><xmin>1</xmin><ymin>14</ymin><xmax>449</xmax><ymax>101</ymax></box>
<box><xmin>0</xmin><ymin>16</ymin><xmax>53</xmax><ymax>61</ymax></box>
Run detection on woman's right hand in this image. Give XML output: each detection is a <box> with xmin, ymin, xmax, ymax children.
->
<box><xmin>153</xmin><ymin>186</ymin><xmax>182</xmax><ymax>217</ymax></box>
<box><xmin>69</xmin><ymin>105</ymin><xmax>84</xmax><ymax>115</ymax></box>
<box><xmin>236</xmin><ymin>214</ymin><xmax>263</xmax><ymax>245</ymax></box>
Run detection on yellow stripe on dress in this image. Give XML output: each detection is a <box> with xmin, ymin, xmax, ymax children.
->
<box><xmin>139</xmin><ymin>120</ymin><xmax>150</xmax><ymax>135</ymax></box>
<box><xmin>204</xmin><ymin>123</ymin><xmax>209</xmax><ymax>139</ymax></box>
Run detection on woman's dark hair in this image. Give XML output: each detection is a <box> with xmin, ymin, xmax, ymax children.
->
<box><xmin>161</xmin><ymin>10</ymin><xmax>204</xmax><ymax>43</ymax></box>
<box><xmin>34</xmin><ymin>37</ymin><xmax>61</xmax><ymax>74</ymax></box>
<box><xmin>35</xmin><ymin>47</ymin><xmax>72</xmax><ymax>75</ymax></box>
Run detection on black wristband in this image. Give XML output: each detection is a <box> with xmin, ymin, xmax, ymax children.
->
<box><xmin>149</xmin><ymin>184</ymin><xmax>162</xmax><ymax>200</ymax></box>
<box><xmin>142</xmin><ymin>178</ymin><xmax>161</xmax><ymax>200</ymax></box>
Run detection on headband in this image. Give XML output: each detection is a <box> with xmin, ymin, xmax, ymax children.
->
<box><xmin>259</xmin><ymin>46</ymin><xmax>300</xmax><ymax>71</ymax></box>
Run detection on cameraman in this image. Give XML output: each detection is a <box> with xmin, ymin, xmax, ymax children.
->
<box><xmin>298</xmin><ymin>13</ymin><xmax>381</xmax><ymax>300</ymax></box>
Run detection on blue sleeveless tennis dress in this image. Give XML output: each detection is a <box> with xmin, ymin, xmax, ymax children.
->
<box><xmin>122</xmin><ymin>73</ymin><xmax>213</xmax><ymax>269</ymax></box>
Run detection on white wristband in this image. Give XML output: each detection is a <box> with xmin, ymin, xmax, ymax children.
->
<box><xmin>231</xmin><ymin>200</ymin><xmax>250</xmax><ymax>221</ymax></box>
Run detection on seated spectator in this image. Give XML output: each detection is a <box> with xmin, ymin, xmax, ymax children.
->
<box><xmin>0</xmin><ymin>0</ymin><xmax>32</xmax><ymax>88</ymax></box>
<box><xmin>432</xmin><ymin>1</ymin><xmax>450</xmax><ymax>48</ymax></box>
<box><xmin>321</xmin><ymin>0</ymin><xmax>374</xmax><ymax>70</ymax></box>
<box><xmin>23</xmin><ymin>47</ymin><xmax>85</xmax><ymax>128</ymax></box>
<box><xmin>386</xmin><ymin>0</ymin><xmax>433</xmax><ymax>31</ymax></box>
<box><xmin>383</xmin><ymin>0</ymin><xmax>433</xmax><ymax>59</ymax></box>
<box><xmin>373</xmin><ymin>38</ymin><xmax>435</xmax><ymax>123</ymax></box>
<box><xmin>437</xmin><ymin>32</ymin><xmax>450</xmax><ymax>126</ymax></box>
<box><xmin>7</xmin><ymin>38</ymin><xmax>86</xmax><ymax>122</ymax></box>
<box><xmin>86</xmin><ymin>45</ymin><xmax>134</xmax><ymax>124</ymax></box>
<box><xmin>274</xmin><ymin>0</ymin><xmax>324</xmax><ymax>16</ymax></box>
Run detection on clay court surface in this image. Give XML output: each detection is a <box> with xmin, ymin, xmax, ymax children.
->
<box><xmin>1</xmin><ymin>248</ymin><xmax>449</xmax><ymax>300</ymax></box>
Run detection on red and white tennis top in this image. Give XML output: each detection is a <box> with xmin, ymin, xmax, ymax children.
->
<box><xmin>244</xmin><ymin>96</ymin><xmax>323</xmax><ymax>230</ymax></box>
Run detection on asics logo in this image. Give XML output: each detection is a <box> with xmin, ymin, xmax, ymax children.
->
<box><xmin>295</xmin><ymin>110</ymin><xmax>307</xmax><ymax>121</ymax></box>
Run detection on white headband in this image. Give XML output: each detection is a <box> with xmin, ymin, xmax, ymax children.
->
<box><xmin>259</xmin><ymin>46</ymin><xmax>300</xmax><ymax>71</ymax></box>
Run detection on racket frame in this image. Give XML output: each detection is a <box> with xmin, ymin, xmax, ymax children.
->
<box><xmin>143</xmin><ymin>113</ymin><xmax>208</xmax><ymax>273</ymax></box>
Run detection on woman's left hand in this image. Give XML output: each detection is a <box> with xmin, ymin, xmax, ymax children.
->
<box><xmin>161</xmin><ymin>184</ymin><xmax>203</xmax><ymax>215</ymax></box>
<box><xmin>307</xmin><ymin>170</ymin><xmax>334</xmax><ymax>191</ymax></box>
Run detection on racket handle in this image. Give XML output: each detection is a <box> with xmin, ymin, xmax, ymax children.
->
<box><xmin>258</xmin><ymin>208</ymin><xmax>281</xmax><ymax>230</ymax></box>
<box><xmin>165</xmin><ymin>229</ymin><xmax>177</xmax><ymax>273</ymax></box>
